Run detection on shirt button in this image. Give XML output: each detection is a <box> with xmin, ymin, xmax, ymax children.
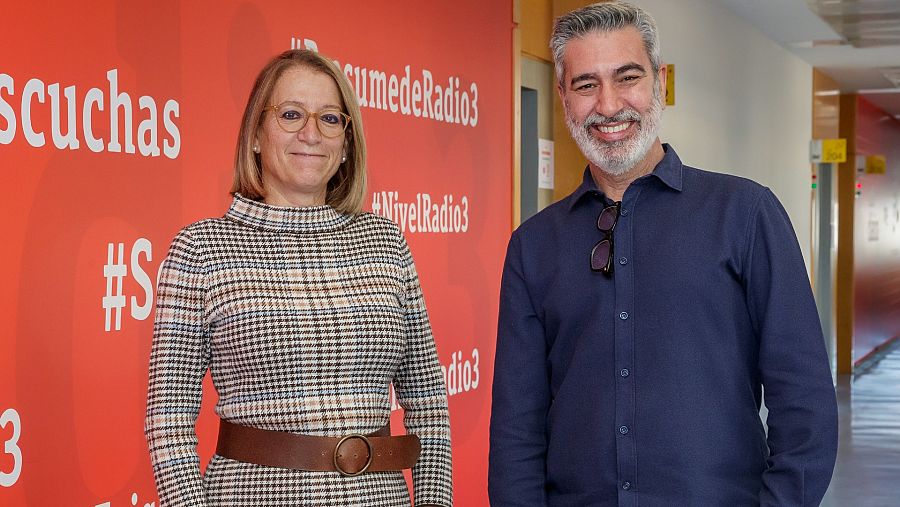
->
<box><xmin>620</xmin><ymin>368</ymin><xmax>630</xmax><ymax>377</ymax></box>
<box><xmin>619</xmin><ymin>311</ymin><xmax>629</xmax><ymax>320</ymax></box>
<box><xmin>619</xmin><ymin>425</ymin><xmax>629</xmax><ymax>435</ymax></box>
<box><xmin>620</xmin><ymin>208</ymin><xmax>629</xmax><ymax>216</ymax></box>
<box><xmin>619</xmin><ymin>257</ymin><xmax>628</xmax><ymax>265</ymax></box>
<box><xmin>622</xmin><ymin>481</ymin><xmax>632</xmax><ymax>490</ymax></box>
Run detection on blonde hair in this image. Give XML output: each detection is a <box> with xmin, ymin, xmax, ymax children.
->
<box><xmin>231</xmin><ymin>49</ymin><xmax>367</xmax><ymax>214</ymax></box>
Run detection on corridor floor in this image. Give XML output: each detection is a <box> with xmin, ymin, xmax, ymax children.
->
<box><xmin>822</xmin><ymin>342</ymin><xmax>900</xmax><ymax>507</ymax></box>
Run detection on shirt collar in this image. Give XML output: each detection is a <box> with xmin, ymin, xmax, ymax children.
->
<box><xmin>567</xmin><ymin>143</ymin><xmax>684</xmax><ymax>211</ymax></box>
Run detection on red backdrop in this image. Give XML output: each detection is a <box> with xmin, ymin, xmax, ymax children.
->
<box><xmin>0</xmin><ymin>2</ymin><xmax>512</xmax><ymax>505</ymax></box>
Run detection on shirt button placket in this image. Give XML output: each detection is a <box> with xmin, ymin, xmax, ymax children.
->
<box><xmin>618</xmin><ymin>208</ymin><xmax>629</xmax><ymax>267</ymax></box>
<box><xmin>614</xmin><ymin>199</ymin><xmax>636</xmax><ymax>503</ymax></box>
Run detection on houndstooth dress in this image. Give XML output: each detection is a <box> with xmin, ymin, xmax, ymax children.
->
<box><xmin>145</xmin><ymin>194</ymin><xmax>453</xmax><ymax>506</ymax></box>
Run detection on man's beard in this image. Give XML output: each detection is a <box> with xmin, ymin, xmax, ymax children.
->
<box><xmin>566</xmin><ymin>85</ymin><xmax>663</xmax><ymax>176</ymax></box>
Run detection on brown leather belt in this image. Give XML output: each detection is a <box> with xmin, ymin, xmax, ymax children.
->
<box><xmin>216</xmin><ymin>420</ymin><xmax>421</xmax><ymax>476</ymax></box>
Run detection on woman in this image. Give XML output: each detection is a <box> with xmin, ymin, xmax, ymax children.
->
<box><xmin>146</xmin><ymin>49</ymin><xmax>452</xmax><ymax>507</ymax></box>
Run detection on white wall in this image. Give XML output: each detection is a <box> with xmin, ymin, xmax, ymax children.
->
<box><xmin>632</xmin><ymin>0</ymin><xmax>815</xmax><ymax>267</ymax></box>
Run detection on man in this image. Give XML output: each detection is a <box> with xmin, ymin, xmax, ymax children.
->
<box><xmin>489</xmin><ymin>2</ymin><xmax>838</xmax><ymax>506</ymax></box>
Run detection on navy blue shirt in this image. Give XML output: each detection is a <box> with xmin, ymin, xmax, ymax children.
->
<box><xmin>489</xmin><ymin>145</ymin><xmax>838</xmax><ymax>507</ymax></box>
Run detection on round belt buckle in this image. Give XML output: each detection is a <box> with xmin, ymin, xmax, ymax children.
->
<box><xmin>333</xmin><ymin>434</ymin><xmax>373</xmax><ymax>477</ymax></box>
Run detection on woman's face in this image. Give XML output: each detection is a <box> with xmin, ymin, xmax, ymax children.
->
<box><xmin>256</xmin><ymin>66</ymin><xmax>347</xmax><ymax>207</ymax></box>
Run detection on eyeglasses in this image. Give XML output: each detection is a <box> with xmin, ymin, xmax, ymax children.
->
<box><xmin>266</xmin><ymin>102</ymin><xmax>351</xmax><ymax>138</ymax></box>
<box><xmin>590</xmin><ymin>201</ymin><xmax>620</xmax><ymax>275</ymax></box>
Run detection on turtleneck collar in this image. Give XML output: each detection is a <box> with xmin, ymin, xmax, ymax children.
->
<box><xmin>225</xmin><ymin>193</ymin><xmax>354</xmax><ymax>234</ymax></box>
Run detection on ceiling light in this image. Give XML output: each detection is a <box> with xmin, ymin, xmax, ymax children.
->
<box><xmin>879</xmin><ymin>67</ymin><xmax>900</xmax><ymax>87</ymax></box>
<box><xmin>790</xmin><ymin>39</ymin><xmax>849</xmax><ymax>48</ymax></box>
<box><xmin>858</xmin><ymin>88</ymin><xmax>900</xmax><ymax>94</ymax></box>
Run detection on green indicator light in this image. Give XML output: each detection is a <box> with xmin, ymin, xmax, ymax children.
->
<box><xmin>812</xmin><ymin>183</ymin><xmax>817</xmax><ymax>189</ymax></box>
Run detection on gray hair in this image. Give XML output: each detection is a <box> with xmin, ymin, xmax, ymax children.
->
<box><xmin>550</xmin><ymin>1</ymin><xmax>661</xmax><ymax>86</ymax></box>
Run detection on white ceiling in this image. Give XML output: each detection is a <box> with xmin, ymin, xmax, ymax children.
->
<box><xmin>716</xmin><ymin>0</ymin><xmax>900</xmax><ymax>118</ymax></box>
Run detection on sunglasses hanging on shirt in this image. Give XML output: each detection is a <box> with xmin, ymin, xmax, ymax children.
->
<box><xmin>590</xmin><ymin>201</ymin><xmax>620</xmax><ymax>275</ymax></box>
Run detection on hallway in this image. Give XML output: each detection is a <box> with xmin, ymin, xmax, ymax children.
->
<box><xmin>822</xmin><ymin>342</ymin><xmax>900</xmax><ymax>507</ymax></box>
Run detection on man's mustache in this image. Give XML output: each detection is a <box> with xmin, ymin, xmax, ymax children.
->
<box><xmin>583</xmin><ymin>109</ymin><xmax>642</xmax><ymax>127</ymax></box>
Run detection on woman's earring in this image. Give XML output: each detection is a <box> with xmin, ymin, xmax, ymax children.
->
<box><xmin>253</xmin><ymin>144</ymin><xmax>260</xmax><ymax>153</ymax></box>
<box><xmin>341</xmin><ymin>154</ymin><xmax>347</xmax><ymax>163</ymax></box>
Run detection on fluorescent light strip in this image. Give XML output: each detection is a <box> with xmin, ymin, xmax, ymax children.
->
<box><xmin>858</xmin><ymin>88</ymin><xmax>900</xmax><ymax>94</ymax></box>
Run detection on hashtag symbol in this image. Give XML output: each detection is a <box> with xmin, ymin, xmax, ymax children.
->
<box><xmin>102</xmin><ymin>242</ymin><xmax>128</xmax><ymax>332</ymax></box>
<box><xmin>371</xmin><ymin>191</ymin><xmax>381</xmax><ymax>215</ymax></box>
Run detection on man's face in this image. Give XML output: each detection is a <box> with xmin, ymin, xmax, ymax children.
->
<box><xmin>558</xmin><ymin>27</ymin><xmax>666</xmax><ymax>176</ymax></box>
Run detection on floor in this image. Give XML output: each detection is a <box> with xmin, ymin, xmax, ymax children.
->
<box><xmin>821</xmin><ymin>343</ymin><xmax>900</xmax><ymax>507</ymax></box>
